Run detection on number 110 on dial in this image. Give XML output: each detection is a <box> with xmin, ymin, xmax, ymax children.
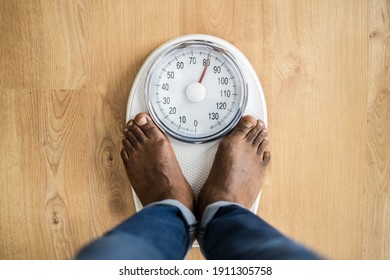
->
<box><xmin>146</xmin><ymin>40</ymin><xmax>248</xmax><ymax>143</ymax></box>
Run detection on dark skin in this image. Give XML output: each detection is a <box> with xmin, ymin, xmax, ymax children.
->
<box><xmin>121</xmin><ymin>112</ymin><xmax>270</xmax><ymax>218</ymax></box>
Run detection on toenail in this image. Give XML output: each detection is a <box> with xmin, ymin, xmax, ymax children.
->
<box><xmin>136</xmin><ymin>117</ymin><xmax>147</xmax><ymax>126</ymax></box>
<box><xmin>124</xmin><ymin>127</ymin><xmax>129</xmax><ymax>132</ymax></box>
<box><xmin>128</xmin><ymin>120</ymin><xmax>134</xmax><ymax>126</ymax></box>
<box><xmin>243</xmin><ymin>120</ymin><xmax>255</xmax><ymax>128</ymax></box>
<box><xmin>263</xmin><ymin>129</ymin><xmax>268</xmax><ymax>133</ymax></box>
<box><xmin>258</xmin><ymin>121</ymin><xmax>264</xmax><ymax>127</ymax></box>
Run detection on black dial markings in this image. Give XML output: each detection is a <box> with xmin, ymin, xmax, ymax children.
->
<box><xmin>151</xmin><ymin>46</ymin><xmax>243</xmax><ymax>140</ymax></box>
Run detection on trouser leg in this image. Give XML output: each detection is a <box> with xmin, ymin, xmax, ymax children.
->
<box><xmin>76</xmin><ymin>204</ymin><xmax>194</xmax><ymax>260</ymax></box>
<box><xmin>199</xmin><ymin>205</ymin><xmax>321</xmax><ymax>260</ymax></box>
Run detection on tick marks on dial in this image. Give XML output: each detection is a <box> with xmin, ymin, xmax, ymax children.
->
<box><xmin>149</xmin><ymin>44</ymin><xmax>246</xmax><ymax>141</ymax></box>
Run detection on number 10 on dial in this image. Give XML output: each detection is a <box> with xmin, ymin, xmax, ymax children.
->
<box><xmin>146</xmin><ymin>40</ymin><xmax>248</xmax><ymax>143</ymax></box>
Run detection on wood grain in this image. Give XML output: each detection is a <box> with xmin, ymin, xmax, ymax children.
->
<box><xmin>363</xmin><ymin>0</ymin><xmax>390</xmax><ymax>259</ymax></box>
<box><xmin>259</xmin><ymin>0</ymin><xmax>369</xmax><ymax>259</ymax></box>
<box><xmin>0</xmin><ymin>0</ymin><xmax>389</xmax><ymax>260</ymax></box>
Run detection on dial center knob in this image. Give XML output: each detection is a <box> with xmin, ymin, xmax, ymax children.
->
<box><xmin>186</xmin><ymin>82</ymin><xmax>206</xmax><ymax>103</ymax></box>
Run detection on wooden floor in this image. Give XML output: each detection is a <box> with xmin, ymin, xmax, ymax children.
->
<box><xmin>0</xmin><ymin>0</ymin><xmax>389</xmax><ymax>260</ymax></box>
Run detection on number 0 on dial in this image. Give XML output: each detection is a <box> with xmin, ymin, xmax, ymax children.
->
<box><xmin>146</xmin><ymin>40</ymin><xmax>248</xmax><ymax>143</ymax></box>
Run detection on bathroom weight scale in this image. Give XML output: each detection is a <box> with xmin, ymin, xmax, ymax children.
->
<box><xmin>126</xmin><ymin>34</ymin><xmax>267</xmax><ymax>232</ymax></box>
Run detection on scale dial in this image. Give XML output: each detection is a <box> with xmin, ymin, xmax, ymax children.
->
<box><xmin>146</xmin><ymin>40</ymin><xmax>248</xmax><ymax>143</ymax></box>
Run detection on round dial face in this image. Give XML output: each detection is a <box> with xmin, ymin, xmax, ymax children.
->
<box><xmin>146</xmin><ymin>40</ymin><xmax>247</xmax><ymax>143</ymax></box>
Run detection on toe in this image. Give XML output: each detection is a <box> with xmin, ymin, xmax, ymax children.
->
<box><xmin>263</xmin><ymin>151</ymin><xmax>271</xmax><ymax>165</ymax></box>
<box><xmin>258</xmin><ymin>119</ymin><xmax>266</xmax><ymax>128</ymax></box>
<box><xmin>253</xmin><ymin>127</ymin><xmax>268</xmax><ymax>147</ymax></box>
<box><xmin>134</xmin><ymin>112</ymin><xmax>162</xmax><ymax>138</ymax></box>
<box><xmin>246</xmin><ymin>121</ymin><xmax>263</xmax><ymax>143</ymax></box>
<box><xmin>257</xmin><ymin>139</ymin><xmax>269</xmax><ymax>156</ymax></box>
<box><xmin>125</xmin><ymin>130</ymin><xmax>139</xmax><ymax>147</ymax></box>
<box><xmin>122</xmin><ymin>138</ymin><xmax>134</xmax><ymax>154</ymax></box>
<box><xmin>130</xmin><ymin>122</ymin><xmax>147</xmax><ymax>143</ymax></box>
<box><xmin>124</xmin><ymin>120</ymin><xmax>134</xmax><ymax>131</ymax></box>
<box><xmin>121</xmin><ymin>147</ymin><xmax>129</xmax><ymax>162</ymax></box>
<box><xmin>229</xmin><ymin>115</ymin><xmax>257</xmax><ymax>139</ymax></box>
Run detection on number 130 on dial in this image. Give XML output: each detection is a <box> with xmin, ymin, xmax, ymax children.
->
<box><xmin>146</xmin><ymin>40</ymin><xmax>248</xmax><ymax>143</ymax></box>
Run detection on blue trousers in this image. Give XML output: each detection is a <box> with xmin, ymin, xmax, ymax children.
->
<box><xmin>76</xmin><ymin>204</ymin><xmax>320</xmax><ymax>260</ymax></box>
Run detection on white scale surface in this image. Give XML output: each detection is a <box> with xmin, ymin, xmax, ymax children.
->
<box><xmin>126</xmin><ymin>34</ymin><xmax>267</xmax><ymax>230</ymax></box>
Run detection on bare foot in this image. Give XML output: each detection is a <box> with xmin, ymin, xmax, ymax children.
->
<box><xmin>197</xmin><ymin>115</ymin><xmax>271</xmax><ymax>218</ymax></box>
<box><xmin>121</xmin><ymin>112</ymin><xmax>195</xmax><ymax>212</ymax></box>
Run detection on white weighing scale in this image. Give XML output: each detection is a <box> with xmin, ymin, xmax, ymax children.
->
<box><xmin>126</xmin><ymin>34</ymin><xmax>267</xmax><ymax>232</ymax></box>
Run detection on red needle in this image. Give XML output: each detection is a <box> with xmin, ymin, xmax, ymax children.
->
<box><xmin>198</xmin><ymin>64</ymin><xmax>209</xmax><ymax>83</ymax></box>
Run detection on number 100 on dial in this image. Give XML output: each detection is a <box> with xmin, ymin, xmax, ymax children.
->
<box><xmin>146</xmin><ymin>40</ymin><xmax>248</xmax><ymax>143</ymax></box>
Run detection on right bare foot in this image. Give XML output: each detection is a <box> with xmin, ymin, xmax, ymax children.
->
<box><xmin>121</xmin><ymin>112</ymin><xmax>195</xmax><ymax>212</ymax></box>
<box><xmin>197</xmin><ymin>115</ymin><xmax>271</xmax><ymax>218</ymax></box>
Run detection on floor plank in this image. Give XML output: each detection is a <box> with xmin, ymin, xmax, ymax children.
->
<box><xmin>363</xmin><ymin>0</ymin><xmax>390</xmax><ymax>260</ymax></box>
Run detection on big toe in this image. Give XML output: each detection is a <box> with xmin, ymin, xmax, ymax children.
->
<box><xmin>229</xmin><ymin>115</ymin><xmax>257</xmax><ymax>139</ymax></box>
<box><xmin>134</xmin><ymin>112</ymin><xmax>163</xmax><ymax>138</ymax></box>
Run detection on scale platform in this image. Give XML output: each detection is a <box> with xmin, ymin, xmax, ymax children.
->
<box><xmin>126</xmin><ymin>34</ymin><xmax>267</xmax><ymax>238</ymax></box>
